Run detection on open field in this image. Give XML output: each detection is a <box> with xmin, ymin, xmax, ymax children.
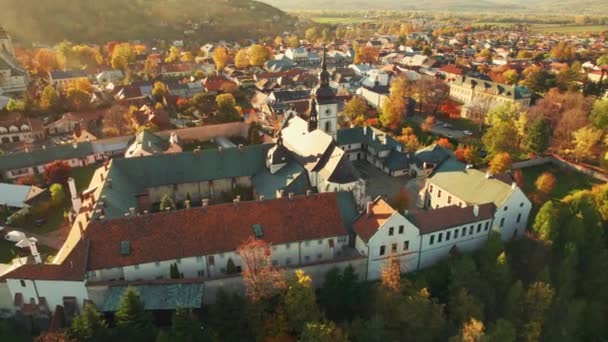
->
<box><xmin>311</xmin><ymin>17</ymin><xmax>372</xmax><ymax>24</ymax></box>
<box><xmin>520</xmin><ymin>164</ymin><xmax>600</xmax><ymax>200</ymax></box>
<box><xmin>530</xmin><ymin>25</ymin><xmax>608</xmax><ymax>33</ymax></box>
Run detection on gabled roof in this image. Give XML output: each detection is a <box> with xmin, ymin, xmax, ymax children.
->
<box><xmin>428</xmin><ymin>158</ymin><xmax>520</xmax><ymax>208</ymax></box>
<box><xmin>49</xmin><ymin>70</ymin><xmax>88</xmax><ymax>80</ymax></box>
<box><xmin>353</xmin><ymin>198</ymin><xmax>396</xmax><ymax>243</ymax></box>
<box><xmin>0</xmin><ymin>183</ymin><xmax>43</xmax><ymax>208</ymax></box>
<box><xmin>85</xmin><ymin>192</ymin><xmax>348</xmax><ymax>270</ymax></box>
<box><xmin>408</xmin><ymin>203</ymin><xmax>495</xmax><ymax>234</ymax></box>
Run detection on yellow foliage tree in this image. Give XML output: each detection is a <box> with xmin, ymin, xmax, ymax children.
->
<box><xmin>212</xmin><ymin>46</ymin><xmax>229</xmax><ymax>71</ymax></box>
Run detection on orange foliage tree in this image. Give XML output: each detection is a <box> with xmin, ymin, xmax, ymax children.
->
<box><xmin>237</xmin><ymin>237</ymin><xmax>286</xmax><ymax>303</ymax></box>
<box><xmin>436</xmin><ymin>138</ymin><xmax>454</xmax><ymax>150</ymax></box>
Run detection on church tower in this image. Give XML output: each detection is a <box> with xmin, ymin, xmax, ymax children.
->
<box><xmin>311</xmin><ymin>47</ymin><xmax>338</xmax><ymax>139</ymax></box>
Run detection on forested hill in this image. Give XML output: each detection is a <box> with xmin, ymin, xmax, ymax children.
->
<box><xmin>0</xmin><ymin>0</ymin><xmax>296</xmax><ymax>44</ymax></box>
<box><xmin>261</xmin><ymin>0</ymin><xmax>607</xmax><ymax>14</ymax></box>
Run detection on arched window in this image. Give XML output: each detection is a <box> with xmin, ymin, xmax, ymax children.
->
<box><xmin>8</xmin><ymin>125</ymin><xmax>18</xmax><ymax>132</ymax></box>
<box><xmin>324</xmin><ymin>121</ymin><xmax>331</xmax><ymax>134</ymax></box>
<box><xmin>20</xmin><ymin>124</ymin><xmax>30</xmax><ymax>131</ymax></box>
<box><xmin>0</xmin><ymin>126</ymin><xmax>7</xmax><ymax>133</ymax></box>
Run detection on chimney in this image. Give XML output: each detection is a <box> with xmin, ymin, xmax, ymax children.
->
<box><xmin>288</xmin><ymin>192</ymin><xmax>295</xmax><ymax>200</ymax></box>
<box><xmin>466</xmin><ymin>164</ymin><xmax>473</xmax><ymax>169</ymax></box>
<box><xmin>238</xmin><ymin>144</ymin><xmax>244</xmax><ymax>151</ymax></box>
<box><xmin>165</xmin><ymin>207</ymin><xmax>172</xmax><ymax>211</ymax></box>
<box><xmin>185</xmin><ymin>200</ymin><xmax>191</xmax><ymax>209</ymax></box>
<box><xmin>233</xmin><ymin>196</ymin><xmax>240</xmax><ymax>207</ymax></box>
<box><xmin>473</xmin><ymin>205</ymin><xmax>479</xmax><ymax>217</ymax></box>
<box><xmin>306</xmin><ymin>190</ymin><xmax>312</xmax><ymax>197</ymax></box>
<box><xmin>103</xmin><ymin>162</ymin><xmax>109</xmax><ymax>171</ymax></box>
<box><xmin>202</xmin><ymin>198</ymin><xmax>209</xmax><ymax>211</ymax></box>
<box><xmin>511</xmin><ymin>182</ymin><xmax>517</xmax><ymax>189</ymax></box>
<box><xmin>218</xmin><ymin>146</ymin><xmax>223</xmax><ymax>154</ymax></box>
<box><xmin>143</xmin><ymin>210</ymin><xmax>149</xmax><ymax>214</ymax></box>
<box><xmin>366</xmin><ymin>201</ymin><xmax>374</xmax><ymax>216</ymax></box>
<box><xmin>129</xmin><ymin>207</ymin><xmax>136</xmax><ymax>216</ymax></box>
<box><xmin>278</xmin><ymin>190</ymin><xmax>285</xmax><ymax>198</ymax></box>
<box><xmin>100</xmin><ymin>173</ymin><xmax>105</xmax><ymax>181</ymax></box>
<box><xmin>259</xmin><ymin>195</ymin><xmax>265</xmax><ymax>202</ymax></box>
<box><xmin>42</xmin><ymin>145</ymin><xmax>46</xmax><ymax>150</ymax></box>
<box><xmin>485</xmin><ymin>173</ymin><xmax>493</xmax><ymax>179</ymax></box>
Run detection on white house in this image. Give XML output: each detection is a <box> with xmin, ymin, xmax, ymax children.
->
<box><xmin>353</xmin><ymin>197</ymin><xmax>497</xmax><ymax>279</ymax></box>
<box><xmin>420</xmin><ymin>158</ymin><xmax>532</xmax><ymax>241</ymax></box>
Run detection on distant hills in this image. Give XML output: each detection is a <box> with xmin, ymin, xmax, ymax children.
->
<box><xmin>260</xmin><ymin>0</ymin><xmax>607</xmax><ymax>14</ymax></box>
<box><xmin>0</xmin><ymin>0</ymin><xmax>296</xmax><ymax>44</ymax></box>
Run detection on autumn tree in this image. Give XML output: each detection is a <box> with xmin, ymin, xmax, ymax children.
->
<box><xmin>143</xmin><ymin>55</ymin><xmax>159</xmax><ymax>79</ymax></box>
<box><xmin>397</xmin><ymin>126</ymin><xmax>422</xmax><ymax>151</ymax></box>
<box><xmin>300</xmin><ymin>321</ymin><xmax>348</xmax><ymax>342</ymax></box>
<box><xmin>590</xmin><ymin>98</ymin><xmax>608</xmax><ymax>129</ymax></box>
<box><xmin>522</xmin><ymin>282</ymin><xmax>554</xmax><ymax>341</ymax></box>
<box><xmin>50</xmin><ymin>183</ymin><xmax>65</xmax><ymax>208</ymax></box>
<box><xmin>286</xmin><ymin>35</ymin><xmax>299</xmax><ymax>48</ymax></box>
<box><xmin>304</xmin><ymin>27</ymin><xmax>319</xmax><ymax>42</ymax></box>
<box><xmin>151</xmin><ymin>81</ymin><xmax>168</xmax><ymax>102</ymax></box>
<box><xmin>390</xmin><ymin>188</ymin><xmax>411</xmax><ymax>213</ymax></box>
<box><xmin>285</xmin><ymin>270</ymin><xmax>321</xmax><ymax>335</ymax></box>
<box><xmin>421</xmin><ymin>115</ymin><xmax>435</xmax><ymax>133</ymax></box>
<box><xmin>570</xmin><ymin>126</ymin><xmax>603</xmax><ymax>161</ymax></box>
<box><xmin>488</xmin><ymin>152</ymin><xmax>512</xmax><ymax>175</ymax></box>
<box><xmin>234</xmin><ymin>49</ymin><xmax>249</xmax><ymax>69</ymax></box>
<box><xmin>215</xmin><ymin>93</ymin><xmax>241</xmax><ymax>123</ymax></box>
<box><xmin>111</xmin><ymin>43</ymin><xmax>134</xmax><ymax>70</ymax></box>
<box><xmin>344</xmin><ymin>96</ymin><xmax>369</xmax><ymax>121</ymax></box>
<box><xmin>164</xmin><ymin>46</ymin><xmax>181</xmax><ymax>63</ymax></box>
<box><xmin>237</xmin><ymin>237</ymin><xmax>285</xmax><ymax>302</ymax></box>
<box><xmin>381</xmin><ymin>255</ymin><xmax>402</xmax><ymax>293</ymax></box>
<box><xmin>450</xmin><ymin>318</ymin><xmax>485</xmax><ymax>342</ymax></box>
<box><xmin>102</xmin><ymin>105</ymin><xmax>133</xmax><ymax>136</ymax></box>
<box><xmin>380</xmin><ymin>77</ymin><xmax>410</xmax><ymax>130</ymax></box>
<box><xmin>355</xmin><ymin>46</ymin><xmax>379</xmax><ymax>64</ymax></box>
<box><xmin>34</xmin><ymin>48</ymin><xmax>64</xmax><ymax>74</ymax></box>
<box><xmin>535</xmin><ymin>172</ymin><xmax>556</xmax><ymax>197</ymax></box>
<box><xmin>212</xmin><ymin>46</ymin><xmax>229</xmax><ymax>71</ymax></box>
<box><xmin>482</xmin><ymin>102</ymin><xmax>523</xmax><ymax>156</ymax></box>
<box><xmin>39</xmin><ymin>85</ymin><xmax>60</xmax><ymax>112</ymax></box>
<box><xmin>437</xmin><ymin>138</ymin><xmax>454</xmax><ymax>150</ymax></box>
<box><xmin>44</xmin><ymin>160</ymin><xmax>72</xmax><ymax>186</ymax></box>
<box><xmin>248</xmin><ymin>44</ymin><xmax>271</xmax><ymax>67</ymax></box>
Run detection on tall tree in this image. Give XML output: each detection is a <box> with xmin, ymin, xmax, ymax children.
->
<box><xmin>69</xmin><ymin>303</ymin><xmax>108</xmax><ymax>342</ymax></box>
<box><xmin>39</xmin><ymin>85</ymin><xmax>60</xmax><ymax>112</ymax></box>
<box><xmin>248</xmin><ymin>44</ymin><xmax>271</xmax><ymax>67</ymax></box>
<box><xmin>344</xmin><ymin>96</ymin><xmax>369</xmax><ymax>121</ymax></box>
<box><xmin>570</xmin><ymin>126</ymin><xmax>603</xmax><ymax>162</ymax></box>
<box><xmin>380</xmin><ymin>77</ymin><xmax>410</xmax><ymax>131</ymax></box>
<box><xmin>44</xmin><ymin>160</ymin><xmax>72</xmax><ymax>186</ymax></box>
<box><xmin>354</xmin><ymin>46</ymin><xmax>379</xmax><ymax>64</ymax></box>
<box><xmin>524</xmin><ymin>117</ymin><xmax>551</xmax><ymax>155</ymax></box>
<box><xmin>237</xmin><ymin>237</ymin><xmax>285</xmax><ymax>303</ymax></box>
<box><xmin>300</xmin><ymin>321</ymin><xmax>348</xmax><ymax>342</ymax></box>
<box><xmin>170</xmin><ymin>308</ymin><xmax>205</xmax><ymax>342</ymax></box>
<box><xmin>234</xmin><ymin>49</ymin><xmax>249</xmax><ymax>69</ymax></box>
<box><xmin>115</xmin><ymin>287</ymin><xmax>155</xmax><ymax>341</ymax></box>
<box><xmin>285</xmin><ymin>270</ymin><xmax>320</xmax><ymax>335</ymax></box>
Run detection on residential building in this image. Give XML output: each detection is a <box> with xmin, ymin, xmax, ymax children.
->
<box><xmin>0</xmin><ymin>113</ymin><xmax>44</xmax><ymax>144</ymax></box>
<box><xmin>124</xmin><ymin>131</ymin><xmax>182</xmax><ymax>158</ymax></box>
<box><xmin>0</xmin><ymin>183</ymin><xmax>48</xmax><ymax>209</ymax></box>
<box><xmin>419</xmin><ymin>158</ymin><xmax>532</xmax><ymax>241</ymax></box>
<box><xmin>49</xmin><ymin>70</ymin><xmax>88</xmax><ymax>89</ymax></box>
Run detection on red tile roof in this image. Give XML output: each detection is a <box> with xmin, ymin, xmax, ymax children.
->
<box><xmin>353</xmin><ymin>199</ymin><xmax>395</xmax><ymax>242</ymax></box>
<box><xmin>85</xmin><ymin>193</ymin><xmax>347</xmax><ymax>270</ymax></box>
<box><xmin>0</xmin><ymin>239</ymin><xmax>88</xmax><ymax>282</ymax></box>
<box><xmin>203</xmin><ymin>76</ymin><xmax>236</xmax><ymax>92</ymax></box>
<box><xmin>439</xmin><ymin>64</ymin><xmax>464</xmax><ymax>75</ymax></box>
<box><xmin>409</xmin><ymin>204</ymin><xmax>495</xmax><ymax>235</ymax></box>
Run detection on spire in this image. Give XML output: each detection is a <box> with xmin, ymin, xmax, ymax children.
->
<box><xmin>319</xmin><ymin>46</ymin><xmax>330</xmax><ymax>87</ymax></box>
<box><xmin>308</xmin><ymin>97</ymin><xmax>318</xmax><ymax>132</ymax></box>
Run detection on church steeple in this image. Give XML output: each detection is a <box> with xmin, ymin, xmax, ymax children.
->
<box><xmin>308</xmin><ymin>97</ymin><xmax>318</xmax><ymax>132</ymax></box>
<box><xmin>319</xmin><ymin>47</ymin><xmax>330</xmax><ymax>88</ymax></box>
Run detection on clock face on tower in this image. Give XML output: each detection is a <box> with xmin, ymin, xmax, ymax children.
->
<box><xmin>325</xmin><ymin>109</ymin><xmax>331</xmax><ymax>115</ymax></box>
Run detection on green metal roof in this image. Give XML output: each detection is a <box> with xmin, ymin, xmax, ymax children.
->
<box><xmin>337</xmin><ymin>126</ymin><xmax>403</xmax><ymax>152</ymax></box>
<box><xmin>252</xmin><ymin>162</ymin><xmax>308</xmax><ymax>200</ymax></box>
<box><xmin>0</xmin><ymin>142</ymin><xmax>94</xmax><ymax>171</ymax></box>
<box><xmin>429</xmin><ymin>158</ymin><xmax>515</xmax><ymax>208</ymax></box>
<box><xmin>336</xmin><ymin>191</ymin><xmax>359</xmax><ymax>233</ymax></box>
<box><xmin>133</xmin><ymin>130</ymin><xmax>169</xmax><ymax>155</ymax></box>
<box><xmin>97</xmin><ymin>144</ymin><xmax>271</xmax><ymax>219</ymax></box>
<box><xmin>101</xmin><ymin>283</ymin><xmax>204</xmax><ymax>312</ymax></box>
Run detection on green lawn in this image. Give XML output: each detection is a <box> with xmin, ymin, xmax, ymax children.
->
<box><xmin>22</xmin><ymin>208</ymin><xmax>66</xmax><ymax>235</ymax></box>
<box><xmin>530</xmin><ymin>25</ymin><xmax>608</xmax><ymax>33</ymax></box>
<box><xmin>0</xmin><ymin>239</ymin><xmax>57</xmax><ymax>264</ymax></box>
<box><xmin>520</xmin><ymin>164</ymin><xmax>600</xmax><ymax>200</ymax></box>
<box><xmin>72</xmin><ymin>165</ymin><xmax>98</xmax><ymax>191</ymax></box>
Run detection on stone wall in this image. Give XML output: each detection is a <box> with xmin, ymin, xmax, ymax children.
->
<box><xmin>512</xmin><ymin>155</ymin><xmax>608</xmax><ymax>183</ymax></box>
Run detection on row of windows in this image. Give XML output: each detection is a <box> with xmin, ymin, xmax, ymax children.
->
<box><xmin>388</xmin><ymin>225</ymin><xmax>406</xmax><ymax>236</ymax></box>
<box><xmin>429</xmin><ymin>221</ymin><xmax>489</xmax><ymax>245</ymax></box>
<box><xmin>379</xmin><ymin>241</ymin><xmax>410</xmax><ymax>256</ymax></box>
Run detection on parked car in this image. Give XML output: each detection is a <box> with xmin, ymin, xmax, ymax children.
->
<box><xmin>435</xmin><ymin>120</ymin><xmax>444</xmax><ymax>126</ymax></box>
<box><xmin>442</xmin><ymin>123</ymin><xmax>453</xmax><ymax>128</ymax></box>
<box><xmin>4</xmin><ymin>230</ymin><xmax>26</xmax><ymax>242</ymax></box>
<box><xmin>463</xmin><ymin>130</ymin><xmax>473</xmax><ymax>136</ymax></box>
<box><xmin>446</xmin><ymin>134</ymin><xmax>454</xmax><ymax>138</ymax></box>
<box><xmin>34</xmin><ymin>218</ymin><xmax>47</xmax><ymax>227</ymax></box>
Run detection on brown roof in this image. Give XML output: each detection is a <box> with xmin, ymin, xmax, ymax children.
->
<box><xmin>0</xmin><ymin>112</ymin><xmax>43</xmax><ymax>132</ymax></box>
<box><xmin>0</xmin><ymin>239</ymin><xmax>88</xmax><ymax>282</ymax></box>
<box><xmin>353</xmin><ymin>199</ymin><xmax>395</xmax><ymax>242</ymax></box>
<box><xmin>439</xmin><ymin>64</ymin><xmax>464</xmax><ymax>75</ymax></box>
<box><xmin>409</xmin><ymin>204</ymin><xmax>495</xmax><ymax>235</ymax></box>
<box><xmin>85</xmin><ymin>193</ymin><xmax>347</xmax><ymax>270</ymax></box>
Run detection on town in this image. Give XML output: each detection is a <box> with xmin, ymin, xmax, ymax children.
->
<box><xmin>0</xmin><ymin>2</ymin><xmax>607</xmax><ymax>341</ymax></box>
